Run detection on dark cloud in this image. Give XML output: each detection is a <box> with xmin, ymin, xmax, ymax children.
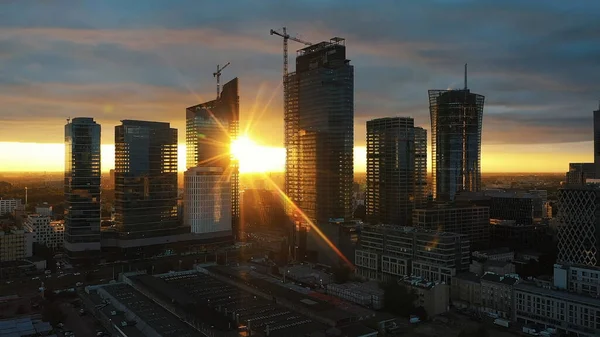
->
<box><xmin>0</xmin><ymin>0</ymin><xmax>598</xmax><ymax>147</ymax></box>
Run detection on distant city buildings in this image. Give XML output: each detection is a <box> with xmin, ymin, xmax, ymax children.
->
<box><xmin>113</xmin><ymin>120</ymin><xmax>179</xmax><ymax>242</ymax></box>
<box><xmin>0</xmin><ymin>199</ymin><xmax>21</xmax><ymax>216</ymax></box>
<box><xmin>365</xmin><ymin>117</ymin><xmax>427</xmax><ymax>226</ymax></box>
<box><xmin>64</xmin><ymin>117</ymin><xmax>101</xmax><ymax>262</ymax></box>
<box><xmin>566</xmin><ymin>163</ymin><xmax>595</xmax><ymax>186</ymax></box>
<box><xmin>412</xmin><ymin>204</ymin><xmax>490</xmax><ymax>249</ymax></box>
<box><xmin>23</xmin><ymin>215</ymin><xmax>64</xmax><ymax>251</ymax></box>
<box><xmin>34</xmin><ymin>203</ymin><xmax>53</xmax><ymax>217</ymax></box>
<box><xmin>429</xmin><ymin>70</ymin><xmax>485</xmax><ymax>201</ymax></box>
<box><xmin>183</xmin><ymin>167</ymin><xmax>231</xmax><ymax>237</ymax></box>
<box><xmin>355</xmin><ymin>225</ymin><xmax>470</xmax><ymax>283</ymax></box>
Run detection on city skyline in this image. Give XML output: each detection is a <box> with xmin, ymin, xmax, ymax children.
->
<box><xmin>1</xmin><ymin>1</ymin><xmax>599</xmax><ymax>174</ymax></box>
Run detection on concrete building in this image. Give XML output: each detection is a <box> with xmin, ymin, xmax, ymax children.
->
<box><xmin>186</xmin><ymin>78</ymin><xmax>240</xmax><ymax>236</ymax></box>
<box><xmin>479</xmin><ymin>272</ymin><xmax>519</xmax><ymax>319</ymax></box>
<box><xmin>365</xmin><ymin>117</ymin><xmax>427</xmax><ymax>226</ymax></box>
<box><xmin>556</xmin><ymin>186</ymin><xmax>600</xmax><ymax>266</ymax></box>
<box><xmin>451</xmin><ymin>273</ymin><xmax>482</xmax><ymax>311</ymax></box>
<box><xmin>326</xmin><ymin>281</ymin><xmax>384</xmax><ymax>310</ymax></box>
<box><xmin>553</xmin><ymin>263</ymin><xmax>600</xmax><ymax>297</ymax></box>
<box><xmin>0</xmin><ymin>199</ymin><xmax>22</xmax><ymax>216</ymax></box>
<box><xmin>183</xmin><ymin>167</ymin><xmax>232</xmax><ymax>237</ymax></box>
<box><xmin>514</xmin><ymin>282</ymin><xmax>600</xmax><ymax>337</ymax></box>
<box><xmin>401</xmin><ymin>276</ymin><xmax>450</xmax><ymax>317</ymax></box>
<box><xmin>469</xmin><ymin>259</ymin><xmax>516</xmax><ymax>276</ymax></box>
<box><xmin>34</xmin><ymin>204</ymin><xmax>53</xmax><ymax>217</ymax></box>
<box><xmin>413</xmin><ymin>205</ymin><xmax>490</xmax><ymax>249</ymax></box>
<box><xmin>566</xmin><ymin>163</ymin><xmax>596</xmax><ymax>186</ymax></box>
<box><xmin>64</xmin><ymin>117</ymin><xmax>101</xmax><ymax>262</ymax></box>
<box><xmin>355</xmin><ymin>225</ymin><xmax>470</xmax><ymax>284</ymax></box>
<box><xmin>472</xmin><ymin>247</ymin><xmax>514</xmax><ymax>262</ymax></box>
<box><xmin>489</xmin><ymin>219</ymin><xmax>549</xmax><ymax>250</ymax></box>
<box><xmin>428</xmin><ymin>73</ymin><xmax>485</xmax><ymax>201</ymax></box>
<box><xmin>23</xmin><ymin>215</ymin><xmax>65</xmax><ymax>251</ymax></box>
<box><xmin>0</xmin><ymin>228</ymin><xmax>33</xmax><ymax>262</ymax></box>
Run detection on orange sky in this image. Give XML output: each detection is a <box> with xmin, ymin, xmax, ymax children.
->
<box><xmin>0</xmin><ymin>141</ymin><xmax>592</xmax><ymax>173</ymax></box>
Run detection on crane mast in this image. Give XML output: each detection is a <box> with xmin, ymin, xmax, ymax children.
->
<box><xmin>213</xmin><ymin>62</ymin><xmax>230</xmax><ymax>99</ymax></box>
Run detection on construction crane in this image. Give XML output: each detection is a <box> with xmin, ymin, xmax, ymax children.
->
<box><xmin>269</xmin><ymin>27</ymin><xmax>312</xmax><ymax>79</ymax></box>
<box><xmin>213</xmin><ymin>62</ymin><xmax>230</xmax><ymax>99</ymax></box>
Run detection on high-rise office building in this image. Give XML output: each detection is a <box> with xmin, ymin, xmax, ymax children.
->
<box><xmin>183</xmin><ymin>167</ymin><xmax>232</xmax><ymax>237</ymax></box>
<box><xmin>64</xmin><ymin>117</ymin><xmax>101</xmax><ymax>261</ymax></box>
<box><xmin>566</xmin><ymin>163</ymin><xmax>595</xmax><ymax>186</ymax></box>
<box><xmin>285</xmin><ymin>37</ymin><xmax>354</xmax><ymax>225</ymax></box>
<box><xmin>186</xmin><ymin>78</ymin><xmax>239</xmax><ymax>235</ymax></box>
<box><xmin>114</xmin><ymin>120</ymin><xmax>178</xmax><ymax>239</ymax></box>
<box><xmin>366</xmin><ymin>117</ymin><xmax>425</xmax><ymax>226</ymax></box>
<box><xmin>414</xmin><ymin>127</ymin><xmax>428</xmax><ymax>206</ymax></box>
<box><xmin>556</xmin><ymin>186</ymin><xmax>600</xmax><ymax>266</ymax></box>
<box><xmin>594</xmin><ymin>103</ymin><xmax>600</xmax><ymax>178</ymax></box>
<box><xmin>429</xmin><ymin>68</ymin><xmax>484</xmax><ymax>201</ymax></box>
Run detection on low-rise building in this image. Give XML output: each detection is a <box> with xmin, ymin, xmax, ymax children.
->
<box><xmin>34</xmin><ymin>204</ymin><xmax>53</xmax><ymax>217</ymax></box>
<box><xmin>514</xmin><ymin>282</ymin><xmax>600</xmax><ymax>337</ymax></box>
<box><xmin>480</xmin><ymin>272</ymin><xmax>519</xmax><ymax>319</ymax></box>
<box><xmin>0</xmin><ymin>228</ymin><xmax>33</xmax><ymax>262</ymax></box>
<box><xmin>356</xmin><ymin>225</ymin><xmax>470</xmax><ymax>284</ymax></box>
<box><xmin>451</xmin><ymin>272</ymin><xmax>482</xmax><ymax>311</ymax></box>
<box><xmin>469</xmin><ymin>259</ymin><xmax>516</xmax><ymax>276</ymax></box>
<box><xmin>23</xmin><ymin>214</ymin><xmax>65</xmax><ymax>251</ymax></box>
<box><xmin>472</xmin><ymin>247</ymin><xmax>514</xmax><ymax>261</ymax></box>
<box><xmin>326</xmin><ymin>281</ymin><xmax>384</xmax><ymax>310</ymax></box>
<box><xmin>401</xmin><ymin>276</ymin><xmax>450</xmax><ymax>317</ymax></box>
<box><xmin>553</xmin><ymin>263</ymin><xmax>600</xmax><ymax>297</ymax></box>
<box><xmin>0</xmin><ymin>199</ymin><xmax>21</xmax><ymax>216</ymax></box>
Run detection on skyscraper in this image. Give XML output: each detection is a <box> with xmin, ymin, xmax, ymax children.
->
<box><xmin>366</xmin><ymin>117</ymin><xmax>422</xmax><ymax>226</ymax></box>
<box><xmin>114</xmin><ymin>120</ymin><xmax>178</xmax><ymax>239</ymax></box>
<box><xmin>594</xmin><ymin>102</ymin><xmax>600</xmax><ymax>178</ymax></box>
<box><xmin>186</xmin><ymin>78</ymin><xmax>239</xmax><ymax>234</ymax></box>
<box><xmin>429</xmin><ymin>66</ymin><xmax>484</xmax><ymax>201</ymax></box>
<box><xmin>64</xmin><ymin>117</ymin><xmax>101</xmax><ymax>261</ymax></box>
<box><xmin>285</xmin><ymin>37</ymin><xmax>354</xmax><ymax>225</ymax></box>
<box><xmin>556</xmin><ymin>186</ymin><xmax>600</xmax><ymax>266</ymax></box>
<box><xmin>414</xmin><ymin>127</ymin><xmax>428</xmax><ymax>207</ymax></box>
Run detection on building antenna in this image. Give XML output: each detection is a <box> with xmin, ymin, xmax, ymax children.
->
<box><xmin>464</xmin><ymin>63</ymin><xmax>468</xmax><ymax>90</ymax></box>
<box><xmin>67</xmin><ymin>117</ymin><xmax>71</xmax><ymax>124</ymax></box>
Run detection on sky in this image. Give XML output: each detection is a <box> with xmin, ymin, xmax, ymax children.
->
<box><xmin>0</xmin><ymin>0</ymin><xmax>599</xmax><ymax>173</ymax></box>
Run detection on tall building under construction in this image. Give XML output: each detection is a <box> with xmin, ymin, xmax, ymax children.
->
<box><xmin>429</xmin><ymin>67</ymin><xmax>484</xmax><ymax>201</ymax></box>
<box><xmin>186</xmin><ymin>78</ymin><xmax>240</xmax><ymax>236</ymax></box>
<box><xmin>285</xmin><ymin>38</ymin><xmax>354</xmax><ymax>226</ymax></box>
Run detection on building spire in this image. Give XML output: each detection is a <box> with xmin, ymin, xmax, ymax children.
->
<box><xmin>464</xmin><ymin>63</ymin><xmax>468</xmax><ymax>90</ymax></box>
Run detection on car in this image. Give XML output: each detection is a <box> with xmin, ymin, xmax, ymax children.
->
<box><xmin>44</xmin><ymin>270</ymin><xmax>51</xmax><ymax>275</ymax></box>
<box><xmin>31</xmin><ymin>277</ymin><xmax>40</xmax><ymax>280</ymax></box>
<box><xmin>74</xmin><ymin>272</ymin><xmax>81</xmax><ymax>276</ymax></box>
<box><xmin>57</xmin><ymin>323</ymin><xmax>64</xmax><ymax>328</ymax></box>
<box><xmin>76</xmin><ymin>282</ymin><xmax>83</xmax><ymax>286</ymax></box>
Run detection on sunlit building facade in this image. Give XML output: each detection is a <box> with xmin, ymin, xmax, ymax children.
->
<box><xmin>184</xmin><ymin>167</ymin><xmax>232</xmax><ymax>237</ymax></box>
<box><xmin>114</xmin><ymin>120</ymin><xmax>178</xmax><ymax>239</ymax></box>
<box><xmin>285</xmin><ymin>38</ymin><xmax>354</xmax><ymax>225</ymax></box>
<box><xmin>186</xmin><ymin>78</ymin><xmax>239</xmax><ymax>235</ymax></box>
<box><xmin>429</xmin><ymin>87</ymin><xmax>484</xmax><ymax>201</ymax></box>
<box><xmin>64</xmin><ymin>117</ymin><xmax>101</xmax><ymax>261</ymax></box>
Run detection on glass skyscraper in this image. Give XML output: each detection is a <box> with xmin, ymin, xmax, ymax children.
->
<box><xmin>114</xmin><ymin>120</ymin><xmax>178</xmax><ymax>238</ymax></box>
<box><xmin>64</xmin><ymin>117</ymin><xmax>101</xmax><ymax>262</ymax></box>
<box><xmin>186</xmin><ymin>78</ymin><xmax>239</xmax><ymax>234</ymax></box>
<box><xmin>365</xmin><ymin>117</ymin><xmax>427</xmax><ymax>226</ymax></box>
<box><xmin>286</xmin><ymin>38</ymin><xmax>354</xmax><ymax>225</ymax></box>
<box><xmin>429</xmin><ymin>88</ymin><xmax>484</xmax><ymax>201</ymax></box>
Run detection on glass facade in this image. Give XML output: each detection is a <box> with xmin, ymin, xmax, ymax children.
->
<box><xmin>366</xmin><ymin>117</ymin><xmax>416</xmax><ymax>226</ymax></box>
<box><xmin>64</xmin><ymin>117</ymin><xmax>101</xmax><ymax>260</ymax></box>
<box><xmin>286</xmin><ymin>39</ymin><xmax>354</xmax><ymax>225</ymax></box>
<box><xmin>429</xmin><ymin>89</ymin><xmax>484</xmax><ymax>201</ymax></box>
<box><xmin>186</xmin><ymin>78</ymin><xmax>240</xmax><ymax>233</ymax></box>
<box><xmin>114</xmin><ymin>120</ymin><xmax>178</xmax><ymax>237</ymax></box>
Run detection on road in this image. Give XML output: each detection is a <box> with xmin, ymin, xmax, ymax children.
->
<box><xmin>59</xmin><ymin>301</ymin><xmax>99</xmax><ymax>337</ymax></box>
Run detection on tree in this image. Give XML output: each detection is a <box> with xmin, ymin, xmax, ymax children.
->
<box><xmin>381</xmin><ymin>280</ymin><xmax>418</xmax><ymax>317</ymax></box>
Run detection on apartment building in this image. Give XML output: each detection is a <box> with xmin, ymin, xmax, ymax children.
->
<box><xmin>0</xmin><ymin>229</ymin><xmax>33</xmax><ymax>262</ymax></box>
<box><xmin>451</xmin><ymin>273</ymin><xmax>482</xmax><ymax>311</ymax></box>
<box><xmin>23</xmin><ymin>215</ymin><xmax>65</xmax><ymax>251</ymax></box>
<box><xmin>355</xmin><ymin>225</ymin><xmax>470</xmax><ymax>283</ymax></box>
<box><xmin>480</xmin><ymin>272</ymin><xmax>519</xmax><ymax>319</ymax></box>
<box><xmin>0</xmin><ymin>199</ymin><xmax>21</xmax><ymax>216</ymax></box>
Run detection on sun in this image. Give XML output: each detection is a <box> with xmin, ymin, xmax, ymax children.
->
<box><xmin>230</xmin><ymin>136</ymin><xmax>285</xmax><ymax>174</ymax></box>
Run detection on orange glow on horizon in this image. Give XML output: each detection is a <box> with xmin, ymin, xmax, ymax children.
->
<box><xmin>0</xmin><ymin>141</ymin><xmax>592</xmax><ymax>174</ymax></box>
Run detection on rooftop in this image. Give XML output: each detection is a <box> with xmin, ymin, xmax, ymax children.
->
<box><xmin>515</xmin><ymin>282</ymin><xmax>600</xmax><ymax>307</ymax></box>
<box><xmin>473</xmin><ymin>247</ymin><xmax>513</xmax><ymax>256</ymax></box>
<box><xmin>0</xmin><ymin>317</ymin><xmax>53</xmax><ymax>337</ymax></box>
<box><xmin>480</xmin><ymin>272</ymin><xmax>519</xmax><ymax>286</ymax></box>
<box><xmin>454</xmin><ymin>272</ymin><xmax>482</xmax><ymax>283</ymax></box>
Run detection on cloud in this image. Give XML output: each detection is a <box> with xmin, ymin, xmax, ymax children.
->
<box><xmin>0</xmin><ymin>0</ymin><xmax>598</xmax><ymax>150</ymax></box>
